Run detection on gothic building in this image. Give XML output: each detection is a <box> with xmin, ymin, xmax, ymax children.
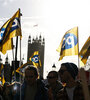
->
<box><xmin>27</xmin><ymin>35</ymin><xmax>45</xmax><ymax>78</ymax></box>
<box><xmin>0</xmin><ymin>35</ymin><xmax>45</xmax><ymax>83</ymax></box>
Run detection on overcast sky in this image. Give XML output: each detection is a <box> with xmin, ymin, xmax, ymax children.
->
<box><xmin>0</xmin><ymin>0</ymin><xmax>90</xmax><ymax>77</ymax></box>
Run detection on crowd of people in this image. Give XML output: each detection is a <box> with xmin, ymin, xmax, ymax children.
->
<box><xmin>0</xmin><ymin>62</ymin><xmax>90</xmax><ymax>100</ymax></box>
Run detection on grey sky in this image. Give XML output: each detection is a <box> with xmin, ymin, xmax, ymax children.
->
<box><xmin>0</xmin><ymin>0</ymin><xmax>44</xmax><ymax>18</ymax></box>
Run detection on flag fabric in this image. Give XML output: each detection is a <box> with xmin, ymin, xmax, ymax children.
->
<box><xmin>79</xmin><ymin>37</ymin><xmax>90</xmax><ymax>66</ymax></box>
<box><xmin>1</xmin><ymin>76</ymin><xmax>5</xmax><ymax>85</ymax></box>
<box><xmin>0</xmin><ymin>8</ymin><xmax>22</xmax><ymax>54</ymax></box>
<box><xmin>29</xmin><ymin>51</ymin><xmax>41</xmax><ymax>67</ymax></box>
<box><xmin>0</xmin><ymin>64</ymin><xmax>5</xmax><ymax>85</ymax></box>
<box><xmin>16</xmin><ymin>61</ymin><xmax>33</xmax><ymax>75</ymax></box>
<box><xmin>57</xmin><ymin>27</ymin><xmax>78</xmax><ymax>60</ymax></box>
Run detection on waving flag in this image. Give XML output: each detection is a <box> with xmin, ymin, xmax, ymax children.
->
<box><xmin>57</xmin><ymin>27</ymin><xmax>78</xmax><ymax>60</ymax></box>
<box><xmin>16</xmin><ymin>61</ymin><xmax>33</xmax><ymax>75</ymax></box>
<box><xmin>0</xmin><ymin>8</ymin><xmax>22</xmax><ymax>54</ymax></box>
<box><xmin>29</xmin><ymin>51</ymin><xmax>41</xmax><ymax>67</ymax></box>
<box><xmin>79</xmin><ymin>37</ymin><xmax>90</xmax><ymax>66</ymax></box>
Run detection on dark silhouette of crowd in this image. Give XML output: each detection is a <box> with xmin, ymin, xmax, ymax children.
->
<box><xmin>0</xmin><ymin>62</ymin><xmax>90</xmax><ymax>100</ymax></box>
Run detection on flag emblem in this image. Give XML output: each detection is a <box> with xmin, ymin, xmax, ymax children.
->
<box><xmin>10</xmin><ymin>18</ymin><xmax>20</xmax><ymax>33</ymax></box>
<box><xmin>62</xmin><ymin>33</ymin><xmax>78</xmax><ymax>50</ymax></box>
<box><xmin>31</xmin><ymin>55</ymin><xmax>39</xmax><ymax>63</ymax></box>
<box><xmin>29</xmin><ymin>51</ymin><xmax>41</xmax><ymax>67</ymax></box>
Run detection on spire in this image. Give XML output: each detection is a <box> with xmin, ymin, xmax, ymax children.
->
<box><xmin>42</xmin><ymin>37</ymin><xmax>45</xmax><ymax>45</ymax></box>
<box><xmin>22</xmin><ymin>54</ymin><xmax>24</xmax><ymax>61</ymax></box>
<box><xmin>39</xmin><ymin>34</ymin><xmax>41</xmax><ymax>40</ymax></box>
<box><xmin>39</xmin><ymin>34</ymin><xmax>42</xmax><ymax>43</ymax></box>
<box><xmin>5</xmin><ymin>55</ymin><xmax>8</xmax><ymax>64</ymax></box>
<box><xmin>32</xmin><ymin>37</ymin><xmax>35</xmax><ymax>43</ymax></box>
<box><xmin>21</xmin><ymin>54</ymin><xmax>24</xmax><ymax>65</ymax></box>
<box><xmin>52</xmin><ymin>63</ymin><xmax>56</xmax><ymax>71</ymax></box>
<box><xmin>28</xmin><ymin>35</ymin><xmax>31</xmax><ymax>43</ymax></box>
<box><xmin>52</xmin><ymin>63</ymin><xmax>56</xmax><ymax>68</ymax></box>
<box><xmin>36</xmin><ymin>36</ymin><xmax>38</xmax><ymax>43</ymax></box>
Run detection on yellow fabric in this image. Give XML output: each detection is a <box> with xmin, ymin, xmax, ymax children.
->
<box><xmin>0</xmin><ymin>64</ymin><xmax>4</xmax><ymax>74</ymax></box>
<box><xmin>0</xmin><ymin>64</ymin><xmax>5</xmax><ymax>85</ymax></box>
<box><xmin>2</xmin><ymin>76</ymin><xmax>5</xmax><ymax>85</ymax></box>
<box><xmin>29</xmin><ymin>51</ymin><xmax>42</xmax><ymax>67</ymax></box>
<box><xmin>16</xmin><ymin>61</ymin><xmax>33</xmax><ymax>76</ymax></box>
<box><xmin>0</xmin><ymin>9</ymin><xmax>22</xmax><ymax>54</ymax></box>
<box><xmin>8</xmin><ymin>9</ymin><xmax>22</xmax><ymax>39</ymax></box>
<box><xmin>16</xmin><ymin>61</ymin><xmax>33</xmax><ymax>72</ymax></box>
<box><xmin>57</xmin><ymin>27</ymin><xmax>78</xmax><ymax>60</ymax></box>
<box><xmin>79</xmin><ymin>36</ymin><xmax>90</xmax><ymax>66</ymax></box>
<box><xmin>0</xmin><ymin>39</ymin><xmax>13</xmax><ymax>54</ymax></box>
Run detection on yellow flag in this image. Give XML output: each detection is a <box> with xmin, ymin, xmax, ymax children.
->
<box><xmin>2</xmin><ymin>76</ymin><xmax>5</xmax><ymax>85</ymax></box>
<box><xmin>79</xmin><ymin>36</ymin><xmax>90</xmax><ymax>66</ymax></box>
<box><xmin>0</xmin><ymin>8</ymin><xmax>22</xmax><ymax>54</ymax></box>
<box><xmin>0</xmin><ymin>64</ymin><xmax>5</xmax><ymax>85</ymax></box>
<box><xmin>16</xmin><ymin>61</ymin><xmax>33</xmax><ymax>75</ymax></box>
<box><xmin>29</xmin><ymin>51</ymin><xmax>42</xmax><ymax>67</ymax></box>
<box><xmin>8</xmin><ymin>8</ymin><xmax>22</xmax><ymax>39</ymax></box>
<box><xmin>57</xmin><ymin>27</ymin><xmax>78</xmax><ymax>60</ymax></box>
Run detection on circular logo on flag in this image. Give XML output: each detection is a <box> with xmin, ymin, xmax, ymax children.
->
<box><xmin>61</xmin><ymin>33</ymin><xmax>77</xmax><ymax>50</ymax></box>
<box><xmin>10</xmin><ymin>18</ymin><xmax>20</xmax><ymax>33</ymax></box>
<box><xmin>12</xmin><ymin>18</ymin><xmax>20</xmax><ymax>28</ymax></box>
<box><xmin>31</xmin><ymin>55</ymin><xmax>39</xmax><ymax>63</ymax></box>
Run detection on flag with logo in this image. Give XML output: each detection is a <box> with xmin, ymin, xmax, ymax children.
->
<box><xmin>57</xmin><ymin>27</ymin><xmax>78</xmax><ymax>60</ymax></box>
<box><xmin>79</xmin><ymin>37</ymin><xmax>90</xmax><ymax>66</ymax></box>
<box><xmin>0</xmin><ymin>8</ymin><xmax>22</xmax><ymax>54</ymax></box>
<box><xmin>29</xmin><ymin>51</ymin><xmax>41</xmax><ymax>67</ymax></box>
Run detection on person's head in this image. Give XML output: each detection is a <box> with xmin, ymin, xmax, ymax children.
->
<box><xmin>58</xmin><ymin>62</ymin><xmax>78</xmax><ymax>83</ymax></box>
<box><xmin>47</xmin><ymin>71</ymin><xmax>58</xmax><ymax>85</ymax></box>
<box><xmin>25</xmin><ymin>65</ymin><xmax>38</xmax><ymax>86</ymax></box>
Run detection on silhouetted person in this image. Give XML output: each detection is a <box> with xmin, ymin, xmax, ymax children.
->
<box><xmin>14</xmin><ymin>65</ymin><xmax>48</xmax><ymax>100</ymax></box>
<box><xmin>2</xmin><ymin>82</ymin><xmax>13</xmax><ymax>100</ymax></box>
<box><xmin>57</xmin><ymin>62</ymin><xmax>85</xmax><ymax>100</ymax></box>
<box><xmin>46</xmin><ymin>71</ymin><xmax>63</xmax><ymax>100</ymax></box>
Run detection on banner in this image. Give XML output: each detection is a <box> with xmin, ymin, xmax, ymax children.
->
<box><xmin>57</xmin><ymin>27</ymin><xmax>78</xmax><ymax>60</ymax></box>
<box><xmin>0</xmin><ymin>9</ymin><xmax>22</xmax><ymax>54</ymax></box>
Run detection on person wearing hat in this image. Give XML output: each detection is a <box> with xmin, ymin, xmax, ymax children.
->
<box><xmin>57</xmin><ymin>62</ymin><xmax>85</xmax><ymax>100</ymax></box>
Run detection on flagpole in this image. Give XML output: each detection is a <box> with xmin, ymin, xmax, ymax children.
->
<box><xmin>19</xmin><ymin>8</ymin><xmax>22</xmax><ymax>100</ymax></box>
<box><xmin>12</xmin><ymin>38</ymin><xmax>16</xmax><ymax>81</ymax></box>
<box><xmin>11</xmin><ymin>37</ymin><xmax>16</xmax><ymax>82</ymax></box>
<box><xmin>77</xmin><ymin>27</ymin><xmax>80</xmax><ymax>69</ymax></box>
<box><xmin>15</xmin><ymin>36</ymin><xmax>18</xmax><ymax>62</ymax></box>
<box><xmin>12</xmin><ymin>38</ymin><xmax>14</xmax><ymax>61</ymax></box>
<box><xmin>12</xmin><ymin>47</ymin><xmax>14</xmax><ymax>61</ymax></box>
<box><xmin>19</xmin><ymin>37</ymin><xmax>22</xmax><ymax>77</ymax></box>
<box><xmin>13</xmin><ymin>36</ymin><xmax>18</xmax><ymax>82</ymax></box>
